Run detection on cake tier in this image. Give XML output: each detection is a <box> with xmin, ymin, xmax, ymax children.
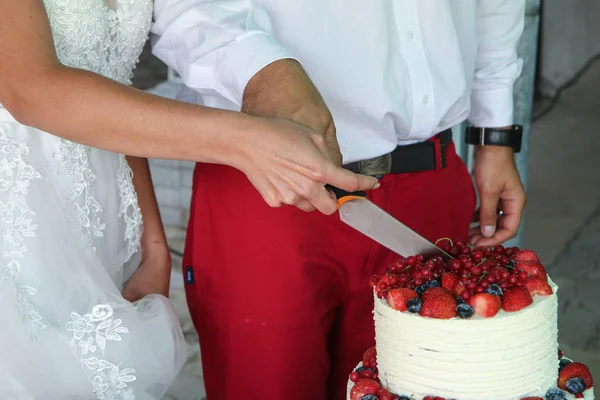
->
<box><xmin>346</xmin><ymin>359</ymin><xmax>594</xmax><ymax>400</ymax></box>
<box><xmin>373</xmin><ymin>280</ymin><xmax>559</xmax><ymax>399</ymax></box>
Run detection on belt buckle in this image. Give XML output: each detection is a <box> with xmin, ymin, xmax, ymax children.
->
<box><xmin>358</xmin><ymin>153</ymin><xmax>392</xmax><ymax>177</ymax></box>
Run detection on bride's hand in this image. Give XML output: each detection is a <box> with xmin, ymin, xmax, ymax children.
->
<box><xmin>122</xmin><ymin>250</ymin><xmax>172</xmax><ymax>302</ymax></box>
<box><xmin>233</xmin><ymin>118</ymin><xmax>379</xmax><ymax>215</ymax></box>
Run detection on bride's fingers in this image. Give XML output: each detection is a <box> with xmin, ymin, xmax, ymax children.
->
<box><xmin>302</xmin><ymin>183</ymin><xmax>338</xmax><ymax>215</ymax></box>
<box><xmin>294</xmin><ymin>200</ymin><xmax>316</xmax><ymax>212</ymax></box>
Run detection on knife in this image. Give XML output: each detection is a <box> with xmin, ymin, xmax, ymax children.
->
<box><xmin>327</xmin><ymin>186</ymin><xmax>452</xmax><ymax>261</ymax></box>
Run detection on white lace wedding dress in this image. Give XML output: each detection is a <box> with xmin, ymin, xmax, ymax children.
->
<box><xmin>0</xmin><ymin>1</ymin><xmax>187</xmax><ymax>399</ymax></box>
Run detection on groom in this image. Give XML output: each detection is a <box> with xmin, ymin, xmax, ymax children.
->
<box><xmin>152</xmin><ymin>1</ymin><xmax>527</xmax><ymax>399</ymax></box>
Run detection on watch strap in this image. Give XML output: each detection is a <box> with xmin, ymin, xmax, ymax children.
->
<box><xmin>464</xmin><ymin>125</ymin><xmax>523</xmax><ymax>153</ymax></box>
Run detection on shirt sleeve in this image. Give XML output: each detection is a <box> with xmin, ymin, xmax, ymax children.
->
<box><xmin>468</xmin><ymin>0</ymin><xmax>526</xmax><ymax>127</ymax></box>
<box><xmin>151</xmin><ymin>0</ymin><xmax>298</xmax><ymax>106</ymax></box>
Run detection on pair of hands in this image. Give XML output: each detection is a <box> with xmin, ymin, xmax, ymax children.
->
<box><xmin>241</xmin><ymin>59</ymin><xmax>526</xmax><ymax>246</ymax></box>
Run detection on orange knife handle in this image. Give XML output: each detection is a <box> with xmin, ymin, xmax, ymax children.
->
<box><xmin>325</xmin><ymin>185</ymin><xmax>368</xmax><ymax>209</ymax></box>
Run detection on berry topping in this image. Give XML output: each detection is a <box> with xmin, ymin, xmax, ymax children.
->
<box><xmin>456</xmin><ymin>303</ymin><xmax>474</xmax><ymax>319</ymax></box>
<box><xmin>421</xmin><ymin>287</ymin><xmax>453</xmax><ymax>302</ymax></box>
<box><xmin>524</xmin><ymin>276</ymin><xmax>553</xmax><ymax>296</ymax></box>
<box><xmin>452</xmin><ymin>282</ymin><xmax>467</xmax><ymax>297</ymax></box>
<box><xmin>516</xmin><ymin>261</ymin><xmax>547</xmax><ymax>278</ymax></box>
<box><xmin>468</xmin><ymin>293</ymin><xmax>502</xmax><ymax>318</ymax></box>
<box><xmin>419</xmin><ymin>290</ymin><xmax>457</xmax><ymax>319</ymax></box>
<box><xmin>386</xmin><ymin>288</ymin><xmax>419</xmax><ymax>311</ymax></box>
<box><xmin>350</xmin><ymin>378</ymin><xmax>380</xmax><ymax>400</ymax></box>
<box><xmin>406</xmin><ymin>298</ymin><xmax>422</xmax><ymax>313</ymax></box>
<box><xmin>558</xmin><ymin>362</ymin><xmax>593</xmax><ymax>391</ymax></box>
<box><xmin>485</xmin><ymin>283</ymin><xmax>503</xmax><ymax>297</ymax></box>
<box><xmin>565</xmin><ymin>377</ymin><xmax>586</xmax><ymax>395</ymax></box>
<box><xmin>441</xmin><ymin>272</ymin><xmax>459</xmax><ymax>292</ymax></box>
<box><xmin>376</xmin><ymin>387</ymin><xmax>393</xmax><ymax>400</ymax></box>
<box><xmin>512</xmin><ymin>249</ymin><xmax>540</xmax><ymax>263</ymax></box>
<box><xmin>358</xmin><ymin>395</ymin><xmax>378</xmax><ymax>400</ymax></box>
<box><xmin>501</xmin><ymin>287</ymin><xmax>533</xmax><ymax>312</ymax></box>
<box><xmin>545</xmin><ymin>388</ymin><xmax>567</xmax><ymax>399</ymax></box>
<box><xmin>363</xmin><ymin>346</ymin><xmax>376</xmax><ymax>366</ymax></box>
<box><xmin>559</xmin><ymin>358</ymin><xmax>572</xmax><ymax>372</ymax></box>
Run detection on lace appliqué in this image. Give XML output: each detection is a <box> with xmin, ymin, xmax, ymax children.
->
<box><xmin>67</xmin><ymin>304</ymin><xmax>137</xmax><ymax>400</ymax></box>
<box><xmin>0</xmin><ymin>134</ymin><xmax>46</xmax><ymax>341</ymax></box>
<box><xmin>43</xmin><ymin>0</ymin><xmax>153</xmax><ymax>86</ymax></box>
<box><xmin>117</xmin><ymin>156</ymin><xmax>142</xmax><ymax>259</ymax></box>
<box><xmin>56</xmin><ymin>141</ymin><xmax>106</xmax><ymax>252</ymax></box>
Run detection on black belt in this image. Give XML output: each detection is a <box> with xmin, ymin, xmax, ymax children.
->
<box><xmin>343</xmin><ymin>129</ymin><xmax>452</xmax><ymax>177</ymax></box>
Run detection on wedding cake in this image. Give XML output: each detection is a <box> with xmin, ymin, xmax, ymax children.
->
<box><xmin>347</xmin><ymin>240</ymin><xmax>594</xmax><ymax>400</ymax></box>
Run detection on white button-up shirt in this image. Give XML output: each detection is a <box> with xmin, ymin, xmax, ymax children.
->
<box><xmin>152</xmin><ymin>0</ymin><xmax>525</xmax><ymax>163</ymax></box>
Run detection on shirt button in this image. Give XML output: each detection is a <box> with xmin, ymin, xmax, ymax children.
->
<box><xmin>422</xmin><ymin>95</ymin><xmax>429</xmax><ymax>104</ymax></box>
<box><xmin>407</xmin><ymin>31</ymin><xmax>414</xmax><ymax>40</ymax></box>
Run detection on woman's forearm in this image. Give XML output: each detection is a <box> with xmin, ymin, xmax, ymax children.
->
<box><xmin>9</xmin><ymin>66</ymin><xmax>251</xmax><ymax>165</ymax></box>
<box><xmin>126</xmin><ymin>156</ymin><xmax>169</xmax><ymax>252</ymax></box>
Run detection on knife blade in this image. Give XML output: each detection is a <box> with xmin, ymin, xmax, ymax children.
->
<box><xmin>327</xmin><ymin>186</ymin><xmax>452</xmax><ymax>261</ymax></box>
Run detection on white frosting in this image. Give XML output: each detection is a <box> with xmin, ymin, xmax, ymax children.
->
<box><xmin>373</xmin><ymin>279</ymin><xmax>560</xmax><ymax>399</ymax></box>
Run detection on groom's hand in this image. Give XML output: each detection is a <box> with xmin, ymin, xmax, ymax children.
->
<box><xmin>242</xmin><ymin>59</ymin><xmax>343</xmax><ymax>166</ymax></box>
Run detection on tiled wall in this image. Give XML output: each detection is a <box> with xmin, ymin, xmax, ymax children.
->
<box><xmin>149</xmin><ymin>158</ymin><xmax>194</xmax><ymax>228</ymax></box>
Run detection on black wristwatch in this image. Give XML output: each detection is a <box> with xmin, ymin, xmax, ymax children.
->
<box><xmin>464</xmin><ymin>125</ymin><xmax>523</xmax><ymax>153</ymax></box>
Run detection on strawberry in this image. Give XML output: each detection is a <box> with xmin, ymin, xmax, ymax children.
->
<box><xmin>376</xmin><ymin>386</ymin><xmax>393</xmax><ymax>400</ymax></box>
<box><xmin>523</xmin><ymin>276</ymin><xmax>553</xmax><ymax>296</ymax></box>
<box><xmin>516</xmin><ymin>261</ymin><xmax>547</xmax><ymax>278</ymax></box>
<box><xmin>441</xmin><ymin>272</ymin><xmax>459</xmax><ymax>292</ymax></box>
<box><xmin>468</xmin><ymin>293</ymin><xmax>501</xmax><ymax>318</ymax></box>
<box><xmin>349</xmin><ymin>378</ymin><xmax>380</xmax><ymax>400</ymax></box>
<box><xmin>419</xmin><ymin>291</ymin><xmax>457</xmax><ymax>319</ymax></box>
<box><xmin>502</xmin><ymin>287</ymin><xmax>533</xmax><ymax>312</ymax></box>
<box><xmin>512</xmin><ymin>249</ymin><xmax>540</xmax><ymax>263</ymax></box>
<box><xmin>558</xmin><ymin>362</ymin><xmax>593</xmax><ymax>392</ymax></box>
<box><xmin>453</xmin><ymin>282</ymin><xmax>466</xmax><ymax>297</ymax></box>
<box><xmin>363</xmin><ymin>346</ymin><xmax>376</xmax><ymax>365</ymax></box>
<box><xmin>386</xmin><ymin>288</ymin><xmax>419</xmax><ymax>311</ymax></box>
<box><xmin>421</xmin><ymin>287</ymin><xmax>452</xmax><ymax>302</ymax></box>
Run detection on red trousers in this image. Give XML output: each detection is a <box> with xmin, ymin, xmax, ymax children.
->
<box><xmin>182</xmin><ymin>141</ymin><xmax>475</xmax><ymax>400</ymax></box>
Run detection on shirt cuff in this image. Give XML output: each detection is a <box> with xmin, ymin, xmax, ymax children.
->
<box><xmin>217</xmin><ymin>32</ymin><xmax>299</xmax><ymax>104</ymax></box>
<box><xmin>468</xmin><ymin>86</ymin><xmax>515</xmax><ymax>128</ymax></box>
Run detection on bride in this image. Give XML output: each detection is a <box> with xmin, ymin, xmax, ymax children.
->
<box><xmin>0</xmin><ymin>1</ymin><xmax>377</xmax><ymax>399</ymax></box>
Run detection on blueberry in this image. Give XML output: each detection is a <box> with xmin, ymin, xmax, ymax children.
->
<box><xmin>428</xmin><ymin>279</ymin><xmax>441</xmax><ymax>288</ymax></box>
<box><xmin>407</xmin><ymin>298</ymin><xmax>422</xmax><ymax>313</ymax></box>
<box><xmin>486</xmin><ymin>284</ymin><xmax>503</xmax><ymax>296</ymax></box>
<box><xmin>397</xmin><ymin>397</ymin><xmax>411</xmax><ymax>400</ymax></box>
<box><xmin>415</xmin><ymin>285</ymin><xmax>427</xmax><ymax>295</ymax></box>
<box><xmin>456</xmin><ymin>296</ymin><xmax>466</xmax><ymax>304</ymax></box>
<box><xmin>558</xmin><ymin>358</ymin><xmax>572</xmax><ymax>372</ymax></box>
<box><xmin>565</xmin><ymin>377</ymin><xmax>586</xmax><ymax>394</ymax></box>
<box><xmin>354</xmin><ymin>366</ymin><xmax>366</xmax><ymax>373</ymax></box>
<box><xmin>359</xmin><ymin>395</ymin><xmax>378</xmax><ymax>400</ymax></box>
<box><xmin>507</xmin><ymin>259</ymin><xmax>516</xmax><ymax>268</ymax></box>
<box><xmin>456</xmin><ymin>303</ymin><xmax>474</xmax><ymax>319</ymax></box>
<box><xmin>545</xmin><ymin>387</ymin><xmax>567</xmax><ymax>400</ymax></box>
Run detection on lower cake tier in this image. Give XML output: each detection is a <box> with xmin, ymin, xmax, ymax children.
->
<box><xmin>347</xmin><ymin>354</ymin><xmax>594</xmax><ymax>400</ymax></box>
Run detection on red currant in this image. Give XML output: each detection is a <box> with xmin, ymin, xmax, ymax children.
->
<box><xmin>518</xmin><ymin>271</ymin><xmax>528</xmax><ymax>280</ymax></box>
<box><xmin>350</xmin><ymin>371</ymin><xmax>360</xmax><ymax>382</ymax></box>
